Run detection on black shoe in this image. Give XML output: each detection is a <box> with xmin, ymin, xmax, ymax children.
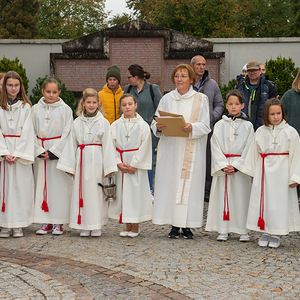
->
<box><xmin>168</xmin><ymin>226</ymin><xmax>180</xmax><ymax>239</ymax></box>
<box><xmin>204</xmin><ymin>191</ymin><xmax>210</xmax><ymax>202</ymax></box>
<box><xmin>182</xmin><ymin>228</ymin><xmax>194</xmax><ymax>239</ymax></box>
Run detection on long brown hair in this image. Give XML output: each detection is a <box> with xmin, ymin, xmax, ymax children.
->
<box><xmin>262</xmin><ymin>98</ymin><xmax>287</xmax><ymax>126</ymax></box>
<box><xmin>0</xmin><ymin>71</ymin><xmax>32</xmax><ymax>110</ymax></box>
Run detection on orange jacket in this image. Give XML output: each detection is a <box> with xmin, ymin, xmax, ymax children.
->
<box><xmin>98</xmin><ymin>84</ymin><xmax>124</xmax><ymax>124</ymax></box>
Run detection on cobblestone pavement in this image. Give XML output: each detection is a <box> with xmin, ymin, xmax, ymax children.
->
<box><xmin>0</xmin><ymin>203</ymin><xmax>299</xmax><ymax>299</ymax></box>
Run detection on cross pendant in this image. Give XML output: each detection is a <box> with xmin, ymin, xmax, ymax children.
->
<box><xmin>126</xmin><ymin>135</ymin><xmax>130</xmax><ymax>140</ymax></box>
<box><xmin>233</xmin><ymin>133</ymin><xmax>238</xmax><ymax>136</ymax></box>
<box><xmin>273</xmin><ymin>141</ymin><xmax>278</xmax><ymax>145</ymax></box>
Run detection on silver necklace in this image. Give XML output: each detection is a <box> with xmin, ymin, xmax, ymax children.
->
<box><xmin>84</xmin><ymin>119</ymin><xmax>97</xmax><ymax>135</ymax></box>
<box><xmin>8</xmin><ymin>105</ymin><xmax>16</xmax><ymax>125</ymax></box>
<box><xmin>125</xmin><ymin>122</ymin><xmax>136</xmax><ymax>141</ymax></box>
<box><xmin>268</xmin><ymin>127</ymin><xmax>282</xmax><ymax>145</ymax></box>
<box><xmin>228</xmin><ymin>120</ymin><xmax>242</xmax><ymax>137</ymax></box>
<box><xmin>45</xmin><ymin>105</ymin><xmax>55</xmax><ymax>124</ymax></box>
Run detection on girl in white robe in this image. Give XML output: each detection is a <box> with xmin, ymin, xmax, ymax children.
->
<box><xmin>32</xmin><ymin>78</ymin><xmax>73</xmax><ymax>235</ymax></box>
<box><xmin>0</xmin><ymin>71</ymin><xmax>35</xmax><ymax>238</ymax></box>
<box><xmin>205</xmin><ymin>90</ymin><xmax>254</xmax><ymax>241</ymax></box>
<box><xmin>69</xmin><ymin>88</ymin><xmax>117</xmax><ymax>237</ymax></box>
<box><xmin>109</xmin><ymin>94</ymin><xmax>153</xmax><ymax>238</ymax></box>
<box><xmin>242</xmin><ymin>98</ymin><xmax>300</xmax><ymax>248</ymax></box>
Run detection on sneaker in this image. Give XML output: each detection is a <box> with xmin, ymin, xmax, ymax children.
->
<box><xmin>0</xmin><ymin>228</ymin><xmax>12</xmax><ymax>238</ymax></box>
<box><xmin>52</xmin><ymin>224</ymin><xmax>63</xmax><ymax>235</ymax></box>
<box><xmin>268</xmin><ymin>236</ymin><xmax>280</xmax><ymax>248</ymax></box>
<box><xmin>120</xmin><ymin>224</ymin><xmax>132</xmax><ymax>237</ymax></box>
<box><xmin>91</xmin><ymin>229</ymin><xmax>102</xmax><ymax>237</ymax></box>
<box><xmin>258</xmin><ymin>234</ymin><xmax>270</xmax><ymax>247</ymax></box>
<box><xmin>13</xmin><ymin>228</ymin><xmax>23</xmax><ymax>238</ymax></box>
<box><xmin>239</xmin><ymin>234</ymin><xmax>250</xmax><ymax>242</ymax></box>
<box><xmin>168</xmin><ymin>226</ymin><xmax>180</xmax><ymax>239</ymax></box>
<box><xmin>182</xmin><ymin>228</ymin><xmax>194</xmax><ymax>239</ymax></box>
<box><xmin>80</xmin><ymin>230</ymin><xmax>91</xmax><ymax>237</ymax></box>
<box><xmin>36</xmin><ymin>224</ymin><xmax>53</xmax><ymax>235</ymax></box>
<box><xmin>217</xmin><ymin>233</ymin><xmax>228</xmax><ymax>241</ymax></box>
<box><xmin>128</xmin><ymin>230</ymin><xmax>140</xmax><ymax>238</ymax></box>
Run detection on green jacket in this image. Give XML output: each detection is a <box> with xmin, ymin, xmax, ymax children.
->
<box><xmin>281</xmin><ymin>89</ymin><xmax>300</xmax><ymax>135</ymax></box>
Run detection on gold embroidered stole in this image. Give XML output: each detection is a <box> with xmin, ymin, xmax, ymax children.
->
<box><xmin>177</xmin><ymin>93</ymin><xmax>203</xmax><ymax>204</ymax></box>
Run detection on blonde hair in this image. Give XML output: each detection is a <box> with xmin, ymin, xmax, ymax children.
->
<box><xmin>292</xmin><ymin>70</ymin><xmax>300</xmax><ymax>92</ymax></box>
<box><xmin>76</xmin><ymin>88</ymin><xmax>104</xmax><ymax>116</ymax></box>
<box><xmin>0</xmin><ymin>71</ymin><xmax>32</xmax><ymax>110</ymax></box>
<box><xmin>0</xmin><ymin>73</ymin><xmax>6</xmax><ymax>80</ymax></box>
<box><xmin>171</xmin><ymin>64</ymin><xmax>196</xmax><ymax>86</ymax></box>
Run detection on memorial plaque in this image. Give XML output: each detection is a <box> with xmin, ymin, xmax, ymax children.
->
<box><xmin>110</xmin><ymin>37</ymin><xmax>164</xmax><ymax>91</ymax></box>
<box><xmin>55</xmin><ymin>59</ymin><xmax>110</xmax><ymax>92</ymax></box>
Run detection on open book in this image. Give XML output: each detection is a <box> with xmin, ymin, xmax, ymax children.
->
<box><xmin>154</xmin><ymin>110</ymin><xmax>189</xmax><ymax>137</ymax></box>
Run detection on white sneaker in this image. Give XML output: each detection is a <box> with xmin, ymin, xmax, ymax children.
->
<box><xmin>80</xmin><ymin>230</ymin><xmax>91</xmax><ymax>237</ymax></box>
<box><xmin>239</xmin><ymin>234</ymin><xmax>250</xmax><ymax>242</ymax></box>
<box><xmin>52</xmin><ymin>224</ymin><xmax>63</xmax><ymax>235</ymax></box>
<box><xmin>217</xmin><ymin>233</ymin><xmax>228</xmax><ymax>241</ymax></box>
<box><xmin>128</xmin><ymin>230</ymin><xmax>140</xmax><ymax>238</ymax></box>
<box><xmin>120</xmin><ymin>230</ymin><xmax>130</xmax><ymax>237</ymax></box>
<box><xmin>36</xmin><ymin>224</ymin><xmax>53</xmax><ymax>235</ymax></box>
<box><xmin>268</xmin><ymin>236</ymin><xmax>280</xmax><ymax>248</ymax></box>
<box><xmin>0</xmin><ymin>228</ymin><xmax>12</xmax><ymax>238</ymax></box>
<box><xmin>91</xmin><ymin>230</ymin><xmax>102</xmax><ymax>237</ymax></box>
<box><xmin>258</xmin><ymin>234</ymin><xmax>270</xmax><ymax>247</ymax></box>
<box><xmin>13</xmin><ymin>228</ymin><xmax>23</xmax><ymax>238</ymax></box>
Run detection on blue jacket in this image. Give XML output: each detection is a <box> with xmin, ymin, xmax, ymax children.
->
<box><xmin>237</xmin><ymin>75</ymin><xmax>277</xmax><ymax>130</ymax></box>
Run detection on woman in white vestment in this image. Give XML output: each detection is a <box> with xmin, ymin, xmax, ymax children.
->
<box><xmin>242</xmin><ymin>98</ymin><xmax>300</xmax><ymax>248</ymax></box>
<box><xmin>151</xmin><ymin>64</ymin><xmax>211</xmax><ymax>239</ymax></box>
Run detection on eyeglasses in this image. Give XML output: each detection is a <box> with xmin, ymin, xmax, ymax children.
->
<box><xmin>247</xmin><ymin>69</ymin><xmax>259</xmax><ymax>73</ymax></box>
<box><xmin>127</xmin><ymin>76</ymin><xmax>134</xmax><ymax>79</ymax></box>
<box><xmin>6</xmin><ymin>84</ymin><xmax>20</xmax><ymax>89</ymax></box>
<box><xmin>174</xmin><ymin>75</ymin><xmax>189</xmax><ymax>79</ymax></box>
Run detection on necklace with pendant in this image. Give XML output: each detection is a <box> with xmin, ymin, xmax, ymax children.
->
<box><xmin>229</xmin><ymin>120</ymin><xmax>242</xmax><ymax>137</ymax></box>
<box><xmin>269</xmin><ymin>127</ymin><xmax>282</xmax><ymax>145</ymax></box>
<box><xmin>84</xmin><ymin>119</ymin><xmax>96</xmax><ymax>136</ymax></box>
<box><xmin>125</xmin><ymin>122</ymin><xmax>136</xmax><ymax>141</ymax></box>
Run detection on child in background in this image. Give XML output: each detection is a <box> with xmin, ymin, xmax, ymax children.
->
<box><xmin>109</xmin><ymin>93</ymin><xmax>153</xmax><ymax>237</ymax></box>
<box><xmin>32</xmin><ymin>78</ymin><xmax>73</xmax><ymax>235</ymax></box>
<box><xmin>243</xmin><ymin>98</ymin><xmax>300</xmax><ymax>248</ymax></box>
<box><xmin>69</xmin><ymin>88</ymin><xmax>117</xmax><ymax>237</ymax></box>
<box><xmin>0</xmin><ymin>71</ymin><xmax>35</xmax><ymax>238</ymax></box>
<box><xmin>205</xmin><ymin>90</ymin><xmax>254</xmax><ymax>242</ymax></box>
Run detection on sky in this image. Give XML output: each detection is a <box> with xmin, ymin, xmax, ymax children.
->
<box><xmin>105</xmin><ymin>0</ymin><xmax>133</xmax><ymax>16</ymax></box>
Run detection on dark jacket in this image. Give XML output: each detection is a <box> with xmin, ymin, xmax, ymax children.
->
<box><xmin>237</xmin><ymin>75</ymin><xmax>277</xmax><ymax>130</ymax></box>
<box><xmin>193</xmin><ymin>70</ymin><xmax>224</xmax><ymax>129</ymax></box>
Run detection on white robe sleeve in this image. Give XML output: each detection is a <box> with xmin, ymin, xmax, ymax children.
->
<box><xmin>13</xmin><ymin>108</ymin><xmax>35</xmax><ymax>165</ymax></box>
<box><xmin>232</xmin><ymin>124</ymin><xmax>254</xmax><ymax>172</ymax></box>
<box><xmin>102</xmin><ymin>120</ymin><xmax>118</xmax><ymax>176</ymax></box>
<box><xmin>56</xmin><ymin>122</ymin><xmax>77</xmax><ymax>175</ymax></box>
<box><xmin>130</xmin><ymin>122</ymin><xmax>152</xmax><ymax>170</ymax></box>
<box><xmin>49</xmin><ymin>106</ymin><xmax>73</xmax><ymax>158</ymax></box>
<box><xmin>210</xmin><ymin>126</ymin><xmax>228</xmax><ymax>177</ymax></box>
<box><xmin>288</xmin><ymin>128</ymin><xmax>300</xmax><ymax>184</ymax></box>
<box><xmin>241</xmin><ymin>134</ymin><xmax>260</xmax><ymax>177</ymax></box>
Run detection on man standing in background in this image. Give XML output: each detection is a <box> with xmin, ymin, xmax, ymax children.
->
<box><xmin>191</xmin><ymin>55</ymin><xmax>224</xmax><ymax>202</ymax></box>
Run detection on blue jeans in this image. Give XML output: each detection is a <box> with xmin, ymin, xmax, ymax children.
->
<box><xmin>147</xmin><ymin>147</ymin><xmax>155</xmax><ymax>193</ymax></box>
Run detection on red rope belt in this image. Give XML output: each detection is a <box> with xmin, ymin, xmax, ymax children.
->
<box><xmin>77</xmin><ymin>143</ymin><xmax>102</xmax><ymax>225</ymax></box>
<box><xmin>116</xmin><ymin>147</ymin><xmax>139</xmax><ymax>223</ymax></box>
<box><xmin>37</xmin><ymin>135</ymin><xmax>62</xmax><ymax>212</ymax></box>
<box><xmin>1</xmin><ymin>135</ymin><xmax>21</xmax><ymax>212</ymax></box>
<box><xmin>258</xmin><ymin>152</ymin><xmax>289</xmax><ymax>230</ymax></box>
<box><xmin>223</xmin><ymin>154</ymin><xmax>241</xmax><ymax>221</ymax></box>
